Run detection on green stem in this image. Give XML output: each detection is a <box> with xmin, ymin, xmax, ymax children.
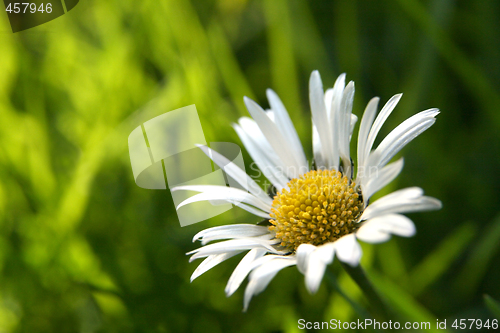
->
<box><xmin>340</xmin><ymin>262</ymin><xmax>394</xmax><ymax>321</ymax></box>
<box><xmin>325</xmin><ymin>269</ymin><xmax>372</xmax><ymax>320</ymax></box>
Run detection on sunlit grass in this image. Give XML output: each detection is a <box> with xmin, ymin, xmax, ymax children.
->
<box><xmin>0</xmin><ymin>0</ymin><xmax>499</xmax><ymax>331</ymax></box>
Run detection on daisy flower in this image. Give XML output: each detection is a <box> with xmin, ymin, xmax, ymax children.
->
<box><xmin>172</xmin><ymin>70</ymin><xmax>441</xmax><ymax>311</ymax></box>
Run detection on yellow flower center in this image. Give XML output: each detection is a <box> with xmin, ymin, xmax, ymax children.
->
<box><xmin>268</xmin><ymin>170</ymin><xmax>364</xmax><ymax>251</ymax></box>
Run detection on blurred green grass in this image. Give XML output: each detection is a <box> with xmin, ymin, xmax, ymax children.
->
<box><xmin>0</xmin><ymin>0</ymin><xmax>499</xmax><ymax>332</ymax></box>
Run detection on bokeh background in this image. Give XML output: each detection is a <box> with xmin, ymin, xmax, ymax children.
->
<box><xmin>1</xmin><ymin>0</ymin><xmax>500</xmax><ymax>332</ymax></box>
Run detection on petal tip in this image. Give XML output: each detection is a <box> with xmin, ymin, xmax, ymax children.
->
<box><xmin>433</xmin><ymin>198</ymin><xmax>443</xmax><ymax>209</ymax></box>
<box><xmin>265</xmin><ymin>88</ymin><xmax>276</xmax><ymax>97</ymax></box>
<box><xmin>243</xmin><ymin>96</ymin><xmax>254</xmax><ymax>106</ymax></box>
<box><xmin>310</xmin><ymin>70</ymin><xmax>322</xmax><ymax>84</ymax></box>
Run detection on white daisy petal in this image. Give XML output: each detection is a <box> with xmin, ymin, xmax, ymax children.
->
<box><xmin>361</xmin><ymin>187</ymin><xmax>442</xmax><ymax>220</ymax></box>
<box><xmin>309</xmin><ymin>70</ymin><xmax>333</xmax><ymax>169</ymax></box>
<box><xmin>349</xmin><ymin>114</ymin><xmax>358</xmax><ymax>140</ymax></box>
<box><xmin>374</xmin><ymin>214</ymin><xmax>416</xmax><ymax>237</ymax></box>
<box><xmin>192</xmin><ymin>224</ymin><xmax>270</xmax><ymax>244</ymax></box>
<box><xmin>305</xmin><ymin>243</ymin><xmax>336</xmax><ymax>294</ymax></box>
<box><xmin>312</xmin><ymin>124</ymin><xmax>325</xmax><ymax>169</ymax></box>
<box><xmin>296</xmin><ymin>244</ymin><xmax>316</xmax><ymax>274</ymax></box>
<box><xmin>172</xmin><ymin>185</ymin><xmax>272</xmax><ymax>213</ymax></box>
<box><xmin>188</xmin><ymin>237</ymin><xmax>281</xmax><ymax>260</ymax></box>
<box><xmin>334</xmin><ymin>234</ymin><xmax>362</xmax><ymax>267</ymax></box>
<box><xmin>233</xmin><ymin>123</ymin><xmax>289</xmax><ymax>191</ymax></box>
<box><xmin>265</xmin><ymin>109</ymin><xmax>275</xmax><ymax>122</ymax></box>
<box><xmin>243</xmin><ymin>257</ymin><xmax>297</xmax><ymax>311</ymax></box>
<box><xmin>357</xmin><ymin>97</ymin><xmax>380</xmax><ymax>172</ymax></box>
<box><xmin>339</xmin><ymin>81</ymin><xmax>355</xmax><ymax>174</ymax></box>
<box><xmin>376</xmin><ymin>186</ymin><xmax>423</xmax><ymax>201</ymax></box>
<box><xmin>238</xmin><ymin>117</ymin><xmax>289</xmax><ymax>173</ymax></box>
<box><xmin>225</xmin><ymin>248</ymin><xmax>267</xmax><ymax>296</ymax></box>
<box><xmin>231</xmin><ymin>202</ymin><xmax>273</xmax><ymax>219</ymax></box>
<box><xmin>324</xmin><ymin>88</ymin><xmax>334</xmax><ymax>115</ymax></box>
<box><xmin>356</xmin><ymin>213</ymin><xmax>416</xmax><ymax>243</ymax></box>
<box><xmin>244</xmin><ymin>97</ymin><xmax>300</xmax><ymax>178</ymax></box>
<box><xmin>364</xmin><ymin>94</ymin><xmax>402</xmax><ymax>166</ymax></box>
<box><xmin>196</xmin><ymin>145</ymin><xmax>272</xmax><ymax>205</ymax></box>
<box><xmin>237</xmin><ymin>117</ymin><xmax>275</xmax><ymax>156</ymax></box>
<box><xmin>330</xmin><ymin>74</ymin><xmax>347</xmax><ymax>117</ymax></box>
<box><xmin>362</xmin><ymin>158</ymin><xmax>404</xmax><ymax>200</ymax></box>
<box><xmin>368</xmin><ymin>109</ymin><xmax>439</xmax><ymax>169</ymax></box>
<box><xmin>191</xmin><ymin>251</ymin><xmax>243</xmax><ymax>282</ymax></box>
<box><xmin>246</xmin><ymin>253</ymin><xmax>294</xmax><ymax>271</ymax></box>
<box><xmin>355</xmin><ymin>225</ymin><xmax>391</xmax><ymax>243</ymax></box>
<box><xmin>328</xmin><ymin>73</ymin><xmax>347</xmax><ymax>170</ymax></box>
<box><xmin>266</xmin><ymin>89</ymin><xmax>308</xmax><ymax>170</ymax></box>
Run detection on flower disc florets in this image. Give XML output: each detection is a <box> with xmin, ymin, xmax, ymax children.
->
<box><xmin>269</xmin><ymin>170</ymin><xmax>364</xmax><ymax>251</ymax></box>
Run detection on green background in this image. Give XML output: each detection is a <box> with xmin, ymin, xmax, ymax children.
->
<box><xmin>0</xmin><ymin>0</ymin><xmax>499</xmax><ymax>332</ymax></box>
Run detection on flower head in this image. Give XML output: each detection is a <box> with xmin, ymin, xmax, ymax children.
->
<box><xmin>172</xmin><ymin>70</ymin><xmax>441</xmax><ymax>311</ymax></box>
